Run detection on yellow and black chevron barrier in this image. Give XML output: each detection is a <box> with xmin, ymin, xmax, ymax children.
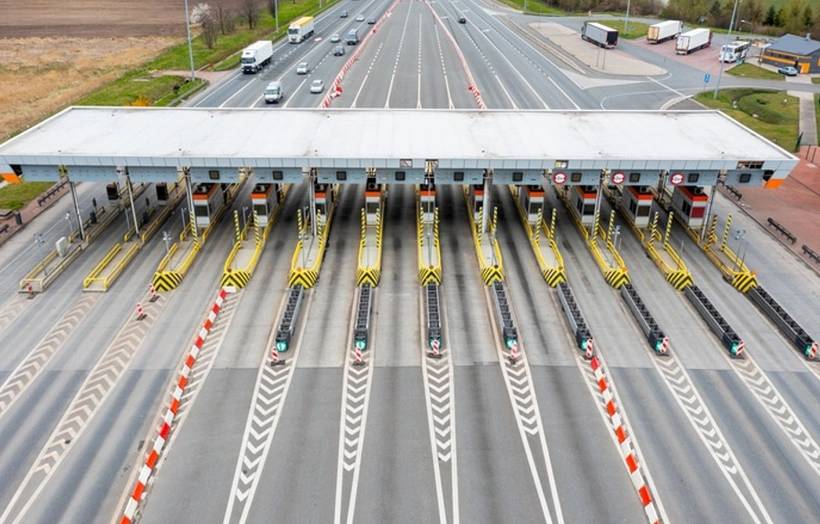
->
<box><xmin>356</xmin><ymin>207</ymin><xmax>384</xmax><ymax>288</ymax></box>
<box><xmin>220</xmin><ymin>269</ymin><xmax>251</xmax><ymax>288</ymax></box>
<box><xmin>464</xmin><ymin>192</ymin><xmax>504</xmax><ymax>286</ymax></box>
<box><xmin>509</xmin><ymin>187</ymin><xmax>565</xmax><ymax>287</ymax></box>
<box><xmin>604</xmin><ymin>267</ymin><xmax>630</xmax><ymax>288</ymax></box>
<box><xmin>288</xmin><ymin>267</ymin><xmax>319</xmax><ymax>288</ymax></box>
<box><xmin>666</xmin><ymin>269</ymin><xmax>694</xmax><ymax>291</ymax></box>
<box><xmin>152</xmin><ymin>270</ymin><xmax>184</xmax><ymax>292</ymax></box>
<box><xmin>288</xmin><ymin>187</ymin><xmax>337</xmax><ymax>289</ymax></box>
<box><xmin>416</xmin><ymin>199</ymin><xmax>443</xmax><ymax>286</ymax></box>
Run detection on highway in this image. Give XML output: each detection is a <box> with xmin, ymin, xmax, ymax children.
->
<box><xmin>0</xmin><ymin>1</ymin><xmax>818</xmax><ymax>523</ymax></box>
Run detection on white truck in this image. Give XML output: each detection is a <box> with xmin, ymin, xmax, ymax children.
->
<box><xmin>646</xmin><ymin>20</ymin><xmax>682</xmax><ymax>44</ymax></box>
<box><xmin>288</xmin><ymin>16</ymin><xmax>315</xmax><ymax>43</ymax></box>
<box><xmin>676</xmin><ymin>28</ymin><xmax>711</xmax><ymax>55</ymax></box>
<box><xmin>581</xmin><ymin>21</ymin><xmax>618</xmax><ymax>48</ymax></box>
<box><xmin>241</xmin><ymin>40</ymin><xmax>273</xmax><ymax>73</ymax></box>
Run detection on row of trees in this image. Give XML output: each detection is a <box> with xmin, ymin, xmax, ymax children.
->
<box><xmin>191</xmin><ymin>0</ymin><xmax>289</xmax><ymax>49</ymax></box>
<box><xmin>662</xmin><ymin>0</ymin><xmax>819</xmax><ymax>38</ymax></box>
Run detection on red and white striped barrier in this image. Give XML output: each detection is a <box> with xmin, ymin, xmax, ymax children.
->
<box><xmin>427</xmin><ymin>338</ymin><xmax>441</xmax><ymax>358</ymax></box>
<box><xmin>353</xmin><ymin>346</ymin><xmax>364</xmax><ymax>366</ymax></box>
<box><xmin>320</xmin><ymin>0</ymin><xmax>403</xmax><ymax>108</ymax></box>
<box><xmin>120</xmin><ymin>288</ymin><xmax>230</xmax><ymax>524</ymax></box>
<box><xmin>508</xmin><ymin>341</ymin><xmax>520</xmax><ymax>363</ymax></box>
<box><xmin>422</xmin><ymin>0</ymin><xmax>486</xmax><ymax>109</ymax></box>
<box><xmin>590</xmin><ymin>356</ymin><xmax>660</xmax><ymax>524</ymax></box>
<box><xmin>808</xmin><ymin>342</ymin><xmax>817</xmax><ymax>361</ymax></box>
<box><xmin>658</xmin><ymin>336</ymin><xmax>670</xmax><ymax>355</ymax></box>
<box><xmin>135</xmin><ymin>303</ymin><xmax>145</xmax><ymax>321</ymax></box>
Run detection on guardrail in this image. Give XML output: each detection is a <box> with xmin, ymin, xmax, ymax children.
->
<box><xmin>803</xmin><ymin>244</ymin><xmax>820</xmax><ymax>264</ymax></box>
<box><xmin>747</xmin><ymin>285</ymin><xmax>816</xmax><ymax>360</ymax></box>
<box><xmin>556</xmin><ymin>283</ymin><xmax>595</xmax><ymax>358</ymax></box>
<box><xmin>416</xmin><ymin>202</ymin><xmax>442</xmax><ymax>286</ymax></box>
<box><xmin>355</xmin><ymin>208</ymin><xmax>383</xmax><ymax>287</ymax></box>
<box><xmin>683</xmin><ymin>284</ymin><xmax>745</xmax><ymax>358</ymax></box>
<box><xmin>36</xmin><ymin>180</ymin><xmax>68</xmax><ymax>207</ymax></box>
<box><xmin>274</xmin><ymin>286</ymin><xmax>304</xmax><ymax>353</ymax></box>
<box><xmin>288</xmin><ymin>191</ymin><xmax>336</xmax><ymax>289</ymax></box>
<box><xmin>766</xmin><ymin>217</ymin><xmax>796</xmax><ymax>244</ymax></box>
<box><xmin>620</xmin><ymin>283</ymin><xmax>669</xmax><ymax>354</ymax></box>
<box><xmin>509</xmin><ymin>187</ymin><xmax>565</xmax><ymax>287</ymax></box>
<box><xmin>724</xmin><ymin>184</ymin><xmax>743</xmax><ymax>200</ymax></box>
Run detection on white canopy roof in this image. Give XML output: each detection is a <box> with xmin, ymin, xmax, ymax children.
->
<box><xmin>0</xmin><ymin>107</ymin><xmax>796</xmax><ymax>174</ymax></box>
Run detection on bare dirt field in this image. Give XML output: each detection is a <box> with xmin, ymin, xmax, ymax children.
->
<box><xmin>0</xmin><ymin>0</ymin><xmax>245</xmax><ymax>37</ymax></box>
<box><xmin>0</xmin><ymin>36</ymin><xmax>176</xmax><ymax>140</ymax></box>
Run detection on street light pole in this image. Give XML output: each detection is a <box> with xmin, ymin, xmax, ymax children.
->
<box><xmin>624</xmin><ymin>0</ymin><xmax>631</xmax><ymax>34</ymax></box>
<box><xmin>713</xmin><ymin>0</ymin><xmax>740</xmax><ymax>99</ymax></box>
<box><xmin>183</xmin><ymin>0</ymin><xmax>196</xmax><ymax>81</ymax></box>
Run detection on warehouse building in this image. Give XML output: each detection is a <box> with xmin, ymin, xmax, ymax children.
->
<box><xmin>761</xmin><ymin>33</ymin><xmax>820</xmax><ymax>74</ymax></box>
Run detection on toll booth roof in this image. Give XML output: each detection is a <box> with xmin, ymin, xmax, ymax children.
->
<box><xmin>0</xmin><ymin>107</ymin><xmax>796</xmax><ymax>171</ymax></box>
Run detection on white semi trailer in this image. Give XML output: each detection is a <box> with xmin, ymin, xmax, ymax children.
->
<box><xmin>676</xmin><ymin>28</ymin><xmax>711</xmax><ymax>55</ymax></box>
<box><xmin>581</xmin><ymin>21</ymin><xmax>618</xmax><ymax>48</ymax></box>
<box><xmin>646</xmin><ymin>20</ymin><xmax>682</xmax><ymax>44</ymax></box>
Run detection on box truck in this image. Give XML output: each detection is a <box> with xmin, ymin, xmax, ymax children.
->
<box><xmin>676</xmin><ymin>28</ymin><xmax>711</xmax><ymax>55</ymax></box>
<box><xmin>581</xmin><ymin>21</ymin><xmax>618</xmax><ymax>48</ymax></box>
<box><xmin>288</xmin><ymin>16</ymin><xmax>315</xmax><ymax>43</ymax></box>
<box><xmin>646</xmin><ymin>20</ymin><xmax>682</xmax><ymax>44</ymax></box>
<box><xmin>720</xmin><ymin>40</ymin><xmax>751</xmax><ymax>63</ymax></box>
<box><xmin>241</xmin><ymin>40</ymin><xmax>273</xmax><ymax>73</ymax></box>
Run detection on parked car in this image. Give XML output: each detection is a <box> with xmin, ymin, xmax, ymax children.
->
<box><xmin>310</xmin><ymin>79</ymin><xmax>324</xmax><ymax>93</ymax></box>
<box><xmin>330</xmin><ymin>33</ymin><xmax>341</xmax><ymax>43</ymax></box>
<box><xmin>778</xmin><ymin>66</ymin><xmax>798</xmax><ymax>76</ymax></box>
<box><xmin>341</xmin><ymin>10</ymin><xmax>348</xmax><ymax>18</ymax></box>
<box><xmin>296</xmin><ymin>61</ymin><xmax>309</xmax><ymax>75</ymax></box>
<box><xmin>367</xmin><ymin>16</ymin><xmax>376</xmax><ymax>24</ymax></box>
<box><xmin>333</xmin><ymin>45</ymin><xmax>345</xmax><ymax>56</ymax></box>
<box><xmin>355</xmin><ymin>14</ymin><xmax>365</xmax><ymax>21</ymax></box>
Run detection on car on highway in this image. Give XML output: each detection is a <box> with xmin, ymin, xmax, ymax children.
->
<box><xmin>341</xmin><ymin>10</ymin><xmax>348</xmax><ymax>18</ymax></box>
<box><xmin>367</xmin><ymin>16</ymin><xmax>376</xmax><ymax>24</ymax></box>
<box><xmin>310</xmin><ymin>79</ymin><xmax>324</xmax><ymax>94</ymax></box>
<box><xmin>458</xmin><ymin>15</ymin><xmax>466</xmax><ymax>23</ymax></box>
<box><xmin>263</xmin><ymin>81</ymin><xmax>283</xmax><ymax>104</ymax></box>
<box><xmin>777</xmin><ymin>66</ymin><xmax>798</xmax><ymax>76</ymax></box>
<box><xmin>355</xmin><ymin>14</ymin><xmax>365</xmax><ymax>21</ymax></box>
<box><xmin>296</xmin><ymin>61</ymin><xmax>309</xmax><ymax>74</ymax></box>
<box><xmin>333</xmin><ymin>45</ymin><xmax>345</xmax><ymax>56</ymax></box>
<box><xmin>330</xmin><ymin>33</ymin><xmax>341</xmax><ymax>43</ymax></box>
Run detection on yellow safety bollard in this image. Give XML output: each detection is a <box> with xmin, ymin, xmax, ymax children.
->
<box><xmin>550</xmin><ymin>207</ymin><xmax>557</xmax><ymax>240</ymax></box>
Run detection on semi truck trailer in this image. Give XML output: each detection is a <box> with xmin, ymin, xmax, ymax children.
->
<box><xmin>676</xmin><ymin>28</ymin><xmax>711</xmax><ymax>55</ymax></box>
<box><xmin>288</xmin><ymin>16</ymin><xmax>315</xmax><ymax>43</ymax></box>
<box><xmin>646</xmin><ymin>20</ymin><xmax>682</xmax><ymax>44</ymax></box>
<box><xmin>241</xmin><ymin>40</ymin><xmax>273</xmax><ymax>73</ymax></box>
<box><xmin>581</xmin><ymin>21</ymin><xmax>618</xmax><ymax>48</ymax></box>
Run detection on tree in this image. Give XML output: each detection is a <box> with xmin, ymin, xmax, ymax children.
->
<box><xmin>764</xmin><ymin>5</ymin><xmax>776</xmax><ymax>26</ymax></box>
<box><xmin>242</xmin><ymin>0</ymin><xmax>260</xmax><ymax>29</ymax></box>
<box><xmin>213</xmin><ymin>0</ymin><xmax>235</xmax><ymax>35</ymax></box>
<box><xmin>268</xmin><ymin>0</ymin><xmax>278</xmax><ymax>20</ymax></box>
<box><xmin>774</xmin><ymin>7</ymin><xmax>784</xmax><ymax>27</ymax></box>
<box><xmin>191</xmin><ymin>3</ymin><xmax>218</xmax><ymax>49</ymax></box>
<box><xmin>743</xmin><ymin>0</ymin><xmax>763</xmax><ymax>26</ymax></box>
<box><xmin>803</xmin><ymin>5</ymin><xmax>813</xmax><ymax>30</ymax></box>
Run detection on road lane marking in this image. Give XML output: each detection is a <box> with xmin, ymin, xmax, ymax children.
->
<box><xmin>0</xmin><ymin>294</ymin><xmax>34</xmax><ymax>339</ymax></box>
<box><xmin>0</xmin><ymin>294</ymin><xmax>99</xmax><ymax>421</ymax></box>
<box><xmin>222</xmin><ymin>290</ymin><xmax>313</xmax><ymax>524</ymax></box>
<box><xmin>0</xmin><ymin>289</ymin><xmax>168</xmax><ymax>524</ymax></box>
<box><xmin>417</xmin><ymin>14</ymin><xmax>423</xmax><ymax>109</ymax></box>
<box><xmin>483</xmin><ymin>286</ymin><xmax>565</xmax><ymax>524</ymax></box>
<box><xmin>333</xmin><ymin>290</ymin><xmax>378</xmax><ymax>524</ymax></box>
<box><xmin>652</xmin><ymin>352</ymin><xmax>773</xmax><ymax>523</ymax></box>
<box><xmin>350</xmin><ymin>42</ymin><xmax>385</xmax><ymax>108</ymax></box>
<box><xmin>384</xmin><ymin>0</ymin><xmax>415</xmax><ymax>109</ymax></box>
<box><xmin>433</xmin><ymin>26</ymin><xmax>455</xmax><ymax>109</ymax></box>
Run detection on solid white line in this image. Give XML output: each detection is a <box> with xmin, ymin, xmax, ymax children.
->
<box><xmin>384</xmin><ymin>0</ymin><xmax>414</xmax><ymax>109</ymax></box>
<box><xmin>433</xmin><ymin>26</ymin><xmax>454</xmax><ymax>109</ymax></box>
<box><xmin>548</xmin><ymin>77</ymin><xmax>580</xmax><ymax>110</ymax></box>
<box><xmin>417</xmin><ymin>14</ymin><xmax>423</xmax><ymax>109</ymax></box>
<box><xmin>440</xmin><ymin>289</ymin><xmax>460</xmax><ymax>523</ymax></box>
<box><xmin>351</xmin><ymin>42</ymin><xmax>385</xmax><ymax>108</ymax></box>
<box><xmin>647</xmin><ymin>76</ymin><xmax>687</xmax><ymax>98</ymax></box>
<box><xmin>285</xmin><ymin>77</ymin><xmax>309</xmax><ymax>108</ymax></box>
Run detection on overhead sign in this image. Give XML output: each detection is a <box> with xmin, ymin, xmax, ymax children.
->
<box><xmin>611</xmin><ymin>171</ymin><xmax>625</xmax><ymax>185</ymax></box>
<box><xmin>552</xmin><ymin>171</ymin><xmax>567</xmax><ymax>185</ymax></box>
<box><xmin>669</xmin><ymin>172</ymin><xmax>684</xmax><ymax>186</ymax></box>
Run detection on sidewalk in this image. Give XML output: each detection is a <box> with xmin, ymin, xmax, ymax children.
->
<box><xmin>720</xmin><ymin>145</ymin><xmax>820</xmax><ymax>269</ymax></box>
<box><xmin>0</xmin><ymin>181</ymin><xmax>68</xmax><ymax>246</ymax></box>
<box><xmin>785</xmin><ymin>75</ymin><xmax>818</xmax><ymax>146</ymax></box>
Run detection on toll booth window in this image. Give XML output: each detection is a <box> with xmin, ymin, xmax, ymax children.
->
<box><xmin>629</xmin><ymin>199</ymin><xmax>638</xmax><ymax>215</ymax></box>
<box><xmin>366</xmin><ymin>202</ymin><xmax>379</xmax><ymax>215</ymax></box>
<box><xmin>453</xmin><ymin>171</ymin><xmax>464</xmax><ymax>182</ymax></box>
<box><xmin>582</xmin><ymin>203</ymin><xmax>596</xmax><ymax>215</ymax></box>
<box><xmin>687</xmin><ymin>173</ymin><xmax>700</xmax><ymax>184</ymax></box>
<box><xmin>636</xmin><ymin>205</ymin><xmax>651</xmax><ymax>217</ymax></box>
<box><xmin>738</xmin><ymin>173</ymin><xmax>752</xmax><ymax>184</ymax></box>
<box><xmin>571</xmin><ymin>172</ymin><xmax>582</xmax><ymax>183</ymax></box>
<box><xmin>629</xmin><ymin>172</ymin><xmax>641</xmax><ymax>183</ymax></box>
<box><xmin>194</xmin><ymin>204</ymin><xmax>209</xmax><ymax>217</ymax></box>
<box><xmin>336</xmin><ymin>171</ymin><xmax>347</xmax><ymax>181</ymax></box>
<box><xmin>512</xmin><ymin>171</ymin><xmax>523</xmax><ymax>182</ymax></box>
<box><xmin>395</xmin><ymin>171</ymin><xmax>406</xmax><ymax>181</ymax></box>
<box><xmin>208</xmin><ymin>170</ymin><xmax>220</xmax><ymax>181</ymax></box>
<box><xmin>529</xmin><ymin>201</ymin><xmax>543</xmax><ymax>215</ymax></box>
<box><xmin>253</xmin><ymin>204</ymin><xmax>267</xmax><ymax>217</ymax></box>
<box><xmin>681</xmin><ymin>201</ymin><xmax>691</xmax><ymax>215</ymax></box>
<box><xmin>272</xmin><ymin>170</ymin><xmax>284</xmax><ymax>181</ymax></box>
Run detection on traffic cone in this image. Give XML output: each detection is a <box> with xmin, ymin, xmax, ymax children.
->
<box><xmin>270</xmin><ymin>346</ymin><xmax>285</xmax><ymax>367</ymax></box>
<box><xmin>135</xmin><ymin>302</ymin><xmax>146</xmax><ymax>321</ymax></box>
<box><xmin>149</xmin><ymin>284</ymin><xmax>158</xmax><ymax>303</ymax></box>
<box><xmin>353</xmin><ymin>346</ymin><xmax>365</xmax><ymax>367</ymax></box>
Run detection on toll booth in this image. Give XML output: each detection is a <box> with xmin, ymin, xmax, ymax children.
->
<box><xmin>420</xmin><ymin>181</ymin><xmax>436</xmax><ymax>222</ymax></box>
<box><xmin>570</xmin><ymin>186</ymin><xmax>598</xmax><ymax>226</ymax></box>
<box><xmin>468</xmin><ymin>184</ymin><xmax>484</xmax><ymax>223</ymax></box>
<box><xmin>314</xmin><ymin>182</ymin><xmax>333</xmax><ymax>219</ymax></box>
<box><xmin>364</xmin><ymin>180</ymin><xmax>383</xmax><ymax>225</ymax></box>
<box><xmin>671</xmin><ymin>185</ymin><xmax>708</xmax><ymax>228</ymax></box>
<box><xmin>192</xmin><ymin>183</ymin><xmax>225</xmax><ymax>228</ymax></box>
<box><xmin>106</xmin><ymin>183</ymin><xmax>119</xmax><ymax>201</ymax></box>
<box><xmin>622</xmin><ymin>186</ymin><xmax>654</xmax><ymax>228</ymax></box>
<box><xmin>156</xmin><ymin>183</ymin><xmax>169</xmax><ymax>202</ymax></box>
<box><xmin>518</xmin><ymin>185</ymin><xmax>545</xmax><ymax>225</ymax></box>
<box><xmin>251</xmin><ymin>183</ymin><xmax>279</xmax><ymax>227</ymax></box>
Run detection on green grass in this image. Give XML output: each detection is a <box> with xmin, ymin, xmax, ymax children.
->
<box><xmin>0</xmin><ymin>182</ymin><xmax>55</xmax><ymax>211</ymax></box>
<box><xmin>494</xmin><ymin>0</ymin><xmax>566</xmax><ymax>16</ymax></box>
<box><xmin>726</xmin><ymin>63</ymin><xmax>784</xmax><ymax>81</ymax></box>
<box><xmin>816</xmin><ymin>94</ymin><xmax>819</xmax><ymax>143</ymax></box>
<box><xmin>592</xmin><ymin>19</ymin><xmax>649</xmax><ymax>39</ymax></box>
<box><xmin>695</xmin><ymin>89</ymin><xmax>799</xmax><ymax>150</ymax></box>
<box><xmin>813</xmin><ymin>78</ymin><xmax>820</xmax><ymax>85</ymax></box>
<box><xmin>77</xmin><ymin>73</ymin><xmax>205</xmax><ymax>106</ymax></box>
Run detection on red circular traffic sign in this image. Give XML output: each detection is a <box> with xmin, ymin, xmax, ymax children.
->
<box><xmin>669</xmin><ymin>172</ymin><xmax>684</xmax><ymax>186</ymax></box>
<box><xmin>552</xmin><ymin>172</ymin><xmax>567</xmax><ymax>185</ymax></box>
<box><xmin>611</xmin><ymin>171</ymin><xmax>625</xmax><ymax>185</ymax></box>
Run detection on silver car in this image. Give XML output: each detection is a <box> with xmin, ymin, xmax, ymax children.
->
<box><xmin>330</xmin><ymin>33</ymin><xmax>341</xmax><ymax>43</ymax></box>
<box><xmin>355</xmin><ymin>14</ymin><xmax>364</xmax><ymax>21</ymax></box>
<box><xmin>296</xmin><ymin>61</ymin><xmax>309</xmax><ymax>75</ymax></box>
<box><xmin>310</xmin><ymin>79</ymin><xmax>324</xmax><ymax>94</ymax></box>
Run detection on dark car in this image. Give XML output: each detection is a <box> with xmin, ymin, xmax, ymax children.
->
<box><xmin>367</xmin><ymin>16</ymin><xmax>376</xmax><ymax>24</ymax></box>
<box><xmin>333</xmin><ymin>45</ymin><xmax>345</xmax><ymax>56</ymax></box>
<box><xmin>458</xmin><ymin>15</ymin><xmax>466</xmax><ymax>23</ymax></box>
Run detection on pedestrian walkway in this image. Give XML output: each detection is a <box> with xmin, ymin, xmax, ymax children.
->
<box><xmin>786</xmin><ymin>75</ymin><xmax>817</xmax><ymax>146</ymax></box>
<box><xmin>0</xmin><ymin>181</ymin><xmax>67</xmax><ymax>246</ymax></box>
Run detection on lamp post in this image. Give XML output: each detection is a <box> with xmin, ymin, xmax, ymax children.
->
<box><xmin>624</xmin><ymin>0</ymin><xmax>632</xmax><ymax>34</ymax></box>
<box><xmin>183</xmin><ymin>0</ymin><xmax>196</xmax><ymax>81</ymax></box>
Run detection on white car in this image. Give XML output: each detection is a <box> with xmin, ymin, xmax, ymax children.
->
<box><xmin>330</xmin><ymin>33</ymin><xmax>341</xmax><ymax>43</ymax></box>
<box><xmin>310</xmin><ymin>79</ymin><xmax>324</xmax><ymax>94</ymax></box>
<box><xmin>355</xmin><ymin>14</ymin><xmax>365</xmax><ymax>21</ymax></box>
<box><xmin>296</xmin><ymin>61</ymin><xmax>309</xmax><ymax>75</ymax></box>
